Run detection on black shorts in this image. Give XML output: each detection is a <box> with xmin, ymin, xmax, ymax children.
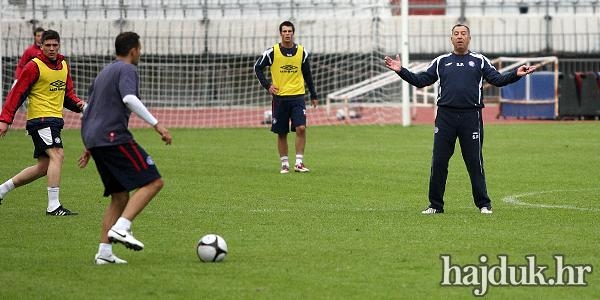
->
<box><xmin>28</xmin><ymin>126</ymin><xmax>63</xmax><ymax>158</ymax></box>
<box><xmin>271</xmin><ymin>96</ymin><xmax>307</xmax><ymax>134</ymax></box>
<box><xmin>89</xmin><ymin>141</ymin><xmax>161</xmax><ymax>197</ymax></box>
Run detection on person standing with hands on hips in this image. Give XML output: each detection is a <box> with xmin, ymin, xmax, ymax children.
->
<box><xmin>254</xmin><ymin>21</ymin><xmax>319</xmax><ymax>174</ymax></box>
<box><xmin>384</xmin><ymin>24</ymin><xmax>536</xmax><ymax>214</ymax></box>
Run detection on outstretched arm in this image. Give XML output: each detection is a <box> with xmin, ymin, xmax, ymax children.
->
<box><xmin>516</xmin><ymin>65</ymin><xmax>536</xmax><ymax>77</ymax></box>
<box><xmin>384</xmin><ymin>54</ymin><xmax>402</xmax><ymax>72</ymax></box>
<box><xmin>483</xmin><ymin>56</ymin><xmax>536</xmax><ymax>87</ymax></box>
<box><xmin>385</xmin><ymin>54</ymin><xmax>439</xmax><ymax>88</ymax></box>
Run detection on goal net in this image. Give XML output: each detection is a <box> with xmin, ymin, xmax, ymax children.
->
<box><xmin>2</xmin><ymin>2</ymin><xmax>407</xmax><ymax>129</ymax></box>
<box><xmin>2</xmin><ymin>1</ymin><xmax>568</xmax><ymax>128</ymax></box>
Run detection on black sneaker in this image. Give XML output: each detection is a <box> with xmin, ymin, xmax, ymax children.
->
<box><xmin>46</xmin><ymin>205</ymin><xmax>78</xmax><ymax>216</ymax></box>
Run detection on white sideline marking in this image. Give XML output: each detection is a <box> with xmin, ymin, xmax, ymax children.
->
<box><xmin>502</xmin><ymin>190</ymin><xmax>600</xmax><ymax>212</ymax></box>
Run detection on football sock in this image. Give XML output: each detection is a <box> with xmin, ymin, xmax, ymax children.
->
<box><xmin>295</xmin><ymin>154</ymin><xmax>304</xmax><ymax>165</ymax></box>
<box><xmin>0</xmin><ymin>179</ymin><xmax>15</xmax><ymax>199</ymax></box>
<box><xmin>280</xmin><ymin>156</ymin><xmax>289</xmax><ymax>167</ymax></box>
<box><xmin>47</xmin><ymin>187</ymin><xmax>60</xmax><ymax>212</ymax></box>
<box><xmin>98</xmin><ymin>243</ymin><xmax>113</xmax><ymax>256</ymax></box>
<box><xmin>113</xmin><ymin>217</ymin><xmax>132</xmax><ymax>231</ymax></box>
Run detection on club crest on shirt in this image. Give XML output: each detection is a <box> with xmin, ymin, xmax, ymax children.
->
<box><xmin>146</xmin><ymin>156</ymin><xmax>155</xmax><ymax>166</ymax></box>
<box><xmin>469</xmin><ymin>61</ymin><xmax>475</xmax><ymax>67</ymax></box>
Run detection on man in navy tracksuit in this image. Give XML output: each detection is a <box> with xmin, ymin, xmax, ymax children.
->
<box><xmin>384</xmin><ymin>24</ymin><xmax>536</xmax><ymax>214</ymax></box>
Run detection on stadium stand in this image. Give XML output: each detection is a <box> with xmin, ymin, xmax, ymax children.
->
<box><xmin>1</xmin><ymin>0</ymin><xmax>599</xmax><ymax>127</ymax></box>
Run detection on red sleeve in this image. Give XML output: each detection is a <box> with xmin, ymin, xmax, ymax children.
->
<box><xmin>63</xmin><ymin>63</ymin><xmax>83</xmax><ymax>112</ymax></box>
<box><xmin>0</xmin><ymin>62</ymin><xmax>40</xmax><ymax>124</ymax></box>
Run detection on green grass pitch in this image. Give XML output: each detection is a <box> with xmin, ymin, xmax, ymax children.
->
<box><xmin>0</xmin><ymin>123</ymin><xmax>598</xmax><ymax>299</ymax></box>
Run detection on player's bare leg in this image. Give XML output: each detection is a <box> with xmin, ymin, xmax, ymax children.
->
<box><xmin>102</xmin><ymin>192</ymin><xmax>128</xmax><ymax>244</ymax></box>
<box><xmin>278</xmin><ymin>134</ymin><xmax>290</xmax><ymax>173</ymax></box>
<box><xmin>0</xmin><ymin>157</ymin><xmax>48</xmax><ymax>203</ymax></box>
<box><xmin>45</xmin><ymin>147</ymin><xmax>63</xmax><ymax>189</ymax></box>
<box><xmin>294</xmin><ymin>125</ymin><xmax>309</xmax><ymax>172</ymax></box>
<box><xmin>96</xmin><ymin>191</ymin><xmax>129</xmax><ymax>265</ymax></box>
<box><xmin>121</xmin><ymin>178</ymin><xmax>163</xmax><ymax>221</ymax></box>
<box><xmin>10</xmin><ymin>156</ymin><xmax>49</xmax><ymax>187</ymax></box>
<box><xmin>44</xmin><ymin>148</ymin><xmax>76</xmax><ymax>215</ymax></box>
<box><xmin>108</xmin><ymin>178</ymin><xmax>164</xmax><ymax>251</ymax></box>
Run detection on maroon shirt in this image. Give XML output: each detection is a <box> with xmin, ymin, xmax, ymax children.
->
<box><xmin>15</xmin><ymin>43</ymin><xmax>42</xmax><ymax>79</ymax></box>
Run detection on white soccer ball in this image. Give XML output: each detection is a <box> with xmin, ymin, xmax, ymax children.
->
<box><xmin>336</xmin><ymin>108</ymin><xmax>346</xmax><ymax>120</ymax></box>
<box><xmin>197</xmin><ymin>234</ymin><xmax>228</xmax><ymax>262</ymax></box>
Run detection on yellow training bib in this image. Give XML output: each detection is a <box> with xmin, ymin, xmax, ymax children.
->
<box><xmin>27</xmin><ymin>58</ymin><xmax>68</xmax><ymax>120</ymax></box>
<box><xmin>270</xmin><ymin>43</ymin><xmax>305</xmax><ymax>96</ymax></box>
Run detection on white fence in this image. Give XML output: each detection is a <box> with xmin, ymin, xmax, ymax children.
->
<box><xmin>2</xmin><ymin>15</ymin><xmax>599</xmax><ymax>56</ymax></box>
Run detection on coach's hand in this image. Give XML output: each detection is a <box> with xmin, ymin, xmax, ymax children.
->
<box><xmin>78</xmin><ymin>149</ymin><xmax>91</xmax><ymax>168</ymax></box>
<box><xmin>517</xmin><ymin>65</ymin><xmax>536</xmax><ymax>77</ymax></box>
<box><xmin>384</xmin><ymin>54</ymin><xmax>402</xmax><ymax>72</ymax></box>
<box><xmin>154</xmin><ymin>123</ymin><xmax>172</xmax><ymax>145</ymax></box>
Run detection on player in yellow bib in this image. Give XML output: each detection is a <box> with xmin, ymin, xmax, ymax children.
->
<box><xmin>254</xmin><ymin>21</ymin><xmax>319</xmax><ymax>174</ymax></box>
<box><xmin>0</xmin><ymin>30</ymin><xmax>85</xmax><ymax>215</ymax></box>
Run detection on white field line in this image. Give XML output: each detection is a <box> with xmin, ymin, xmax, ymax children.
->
<box><xmin>502</xmin><ymin>189</ymin><xmax>600</xmax><ymax>212</ymax></box>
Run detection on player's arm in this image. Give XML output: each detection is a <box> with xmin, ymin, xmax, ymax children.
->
<box><xmin>481</xmin><ymin>56</ymin><xmax>530</xmax><ymax>87</ymax></box>
<box><xmin>78</xmin><ymin>149</ymin><xmax>91</xmax><ymax>168</ymax></box>
<box><xmin>301</xmin><ymin>49</ymin><xmax>318</xmax><ymax>108</ymax></box>
<box><xmin>396</xmin><ymin>57</ymin><xmax>439</xmax><ymax>88</ymax></box>
<box><xmin>0</xmin><ymin>62</ymin><xmax>39</xmax><ymax>127</ymax></box>
<box><xmin>63</xmin><ymin>64</ymin><xmax>85</xmax><ymax>113</ymax></box>
<box><xmin>123</xmin><ymin>95</ymin><xmax>172</xmax><ymax>145</ymax></box>
<box><xmin>253</xmin><ymin>48</ymin><xmax>275</xmax><ymax>91</ymax></box>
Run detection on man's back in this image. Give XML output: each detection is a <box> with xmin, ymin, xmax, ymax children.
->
<box><xmin>82</xmin><ymin>60</ymin><xmax>139</xmax><ymax>148</ymax></box>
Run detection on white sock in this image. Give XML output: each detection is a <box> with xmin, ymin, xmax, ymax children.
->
<box><xmin>280</xmin><ymin>156</ymin><xmax>289</xmax><ymax>167</ymax></box>
<box><xmin>47</xmin><ymin>187</ymin><xmax>61</xmax><ymax>212</ymax></box>
<box><xmin>0</xmin><ymin>179</ymin><xmax>16</xmax><ymax>198</ymax></box>
<box><xmin>295</xmin><ymin>154</ymin><xmax>304</xmax><ymax>165</ymax></box>
<box><xmin>113</xmin><ymin>217</ymin><xmax>132</xmax><ymax>231</ymax></box>
<box><xmin>98</xmin><ymin>243</ymin><xmax>113</xmax><ymax>256</ymax></box>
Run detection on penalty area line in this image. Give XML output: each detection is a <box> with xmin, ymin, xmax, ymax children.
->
<box><xmin>502</xmin><ymin>190</ymin><xmax>600</xmax><ymax>212</ymax></box>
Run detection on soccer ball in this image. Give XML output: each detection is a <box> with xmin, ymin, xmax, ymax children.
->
<box><xmin>197</xmin><ymin>234</ymin><xmax>228</xmax><ymax>262</ymax></box>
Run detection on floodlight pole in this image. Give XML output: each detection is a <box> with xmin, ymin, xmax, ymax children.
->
<box><xmin>401</xmin><ymin>0</ymin><xmax>410</xmax><ymax>127</ymax></box>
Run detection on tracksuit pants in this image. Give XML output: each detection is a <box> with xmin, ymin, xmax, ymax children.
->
<box><xmin>428</xmin><ymin>107</ymin><xmax>492</xmax><ymax>210</ymax></box>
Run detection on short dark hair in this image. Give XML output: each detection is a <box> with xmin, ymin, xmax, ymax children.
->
<box><xmin>33</xmin><ymin>27</ymin><xmax>45</xmax><ymax>36</ymax></box>
<box><xmin>115</xmin><ymin>31</ymin><xmax>140</xmax><ymax>56</ymax></box>
<box><xmin>452</xmin><ymin>24</ymin><xmax>470</xmax><ymax>35</ymax></box>
<box><xmin>41</xmin><ymin>30</ymin><xmax>60</xmax><ymax>43</ymax></box>
<box><xmin>279</xmin><ymin>21</ymin><xmax>295</xmax><ymax>33</ymax></box>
